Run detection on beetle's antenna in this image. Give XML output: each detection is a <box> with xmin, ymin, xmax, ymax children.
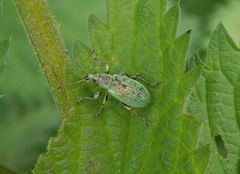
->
<box><xmin>56</xmin><ymin>79</ymin><xmax>86</xmax><ymax>91</ymax></box>
<box><xmin>70</xmin><ymin>79</ymin><xmax>86</xmax><ymax>85</ymax></box>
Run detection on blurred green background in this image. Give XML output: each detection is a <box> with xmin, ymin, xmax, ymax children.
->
<box><xmin>0</xmin><ymin>0</ymin><xmax>239</xmax><ymax>173</ymax></box>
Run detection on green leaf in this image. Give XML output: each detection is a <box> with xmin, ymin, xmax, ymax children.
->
<box><xmin>0</xmin><ymin>164</ymin><xmax>17</xmax><ymax>174</ymax></box>
<box><xmin>0</xmin><ymin>39</ymin><xmax>9</xmax><ymax>96</ymax></box>
<box><xmin>0</xmin><ymin>39</ymin><xmax>9</xmax><ymax>60</ymax></box>
<box><xmin>0</xmin><ymin>0</ymin><xmax>2</xmax><ymax>15</ymax></box>
<box><xmin>33</xmin><ymin>1</ymin><xmax>210</xmax><ymax>173</ymax></box>
<box><xmin>186</xmin><ymin>23</ymin><xmax>240</xmax><ymax>173</ymax></box>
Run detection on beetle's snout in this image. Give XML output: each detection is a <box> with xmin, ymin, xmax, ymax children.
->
<box><xmin>85</xmin><ymin>75</ymin><xmax>89</xmax><ymax>80</ymax></box>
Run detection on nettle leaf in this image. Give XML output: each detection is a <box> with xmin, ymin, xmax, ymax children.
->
<box><xmin>34</xmin><ymin>1</ymin><xmax>209</xmax><ymax>173</ymax></box>
<box><xmin>0</xmin><ymin>0</ymin><xmax>2</xmax><ymax>15</ymax></box>
<box><xmin>186</xmin><ymin>23</ymin><xmax>240</xmax><ymax>174</ymax></box>
<box><xmin>0</xmin><ymin>164</ymin><xmax>16</xmax><ymax>174</ymax></box>
<box><xmin>0</xmin><ymin>39</ymin><xmax>9</xmax><ymax>98</ymax></box>
<box><xmin>0</xmin><ymin>41</ymin><xmax>8</xmax><ymax>56</ymax></box>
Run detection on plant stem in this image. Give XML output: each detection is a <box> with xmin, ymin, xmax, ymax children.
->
<box><xmin>13</xmin><ymin>0</ymin><xmax>73</xmax><ymax>117</ymax></box>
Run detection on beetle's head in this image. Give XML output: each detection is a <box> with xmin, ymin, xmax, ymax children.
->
<box><xmin>85</xmin><ymin>74</ymin><xmax>98</xmax><ymax>83</ymax></box>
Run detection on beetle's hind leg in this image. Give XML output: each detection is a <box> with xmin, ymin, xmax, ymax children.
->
<box><xmin>132</xmin><ymin>73</ymin><xmax>160</xmax><ymax>86</ymax></box>
<box><xmin>96</xmin><ymin>93</ymin><xmax>109</xmax><ymax>116</ymax></box>
<box><xmin>121</xmin><ymin>103</ymin><xmax>133</xmax><ymax>111</ymax></box>
<box><xmin>120</xmin><ymin>72</ymin><xmax>160</xmax><ymax>86</ymax></box>
<box><xmin>76</xmin><ymin>90</ymin><xmax>109</xmax><ymax>116</ymax></box>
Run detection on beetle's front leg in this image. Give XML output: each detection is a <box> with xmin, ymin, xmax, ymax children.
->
<box><xmin>76</xmin><ymin>91</ymin><xmax>101</xmax><ymax>104</ymax></box>
<box><xmin>131</xmin><ymin>73</ymin><xmax>160</xmax><ymax>86</ymax></box>
<box><xmin>96</xmin><ymin>93</ymin><xmax>108</xmax><ymax>116</ymax></box>
<box><xmin>104</xmin><ymin>64</ymin><xmax>109</xmax><ymax>74</ymax></box>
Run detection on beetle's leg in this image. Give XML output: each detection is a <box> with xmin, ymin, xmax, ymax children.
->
<box><xmin>132</xmin><ymin>73</ymin><xmax>160</xmax><ymax>86</ymax></box>
<box><xmin>142</xmin><ymin>117</ymin><xmax>150</xmax><ymax>128</ymax></box>
<box><xmin>119</xmin><ymin>72</ymin><xmax>131</xmax><ymax>77</ymax></box>
<box><xmin>76</xmin><ymin>91</ymin><xmax>101</xmax><ymax>104</ymax></box>
<box><xmin>105</xmin><ymin>64</ymin><xmax>110</xmax><ymax>74</ymax></box>
<box><xmin>121</xmin><ymin>103</ymin><xmax>133</xmax><ymax>111</ymax></box>
<box><xmin>96</xmin><ymin>93</ymin><xmax>108</xmax><ymax>116</ymax></box>
<box><xmin>92</xmin><ymin>48</ymin><xmax>98</xmax><ymax>59</ymax></box>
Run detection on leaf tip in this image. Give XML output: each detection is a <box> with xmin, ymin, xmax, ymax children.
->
<box><xmin>177</xmin><ymin>29</ymin><xmax>191</xmax><ymax>44</ymax></box>
<box><xmin>212</xmin><ymin>21</ymin><xmax>240</xmax><ymax>50</ymax></box>
<box><xmin>88</xmin><ymin>13</ymin><xmax>106</xmax><ymax>35</ymax></box>
<box><xmin>216</xmin><ymin>21</ymin><xmax>224</xmax><ymax>29</ymax></box>
<box><xmin>214</xmin><ymin>21</ymin><xmax>226</xmax><ymax>34</ymax></box>
<box><xmin>73</xmin><ymin>38</ymin><xmax>80</xmax><ymax>44</ymax></box>
<box><xmin>72</xmin><ymin>39</ymin><xmax>91</xmax><ymax>59</ymax></box>
<box><xmin>88</xmin><ymin>13</ymin><xmax>100</xmax><ymax>25</ymax></box>
<box><xmin>187</xmin><ymin>29</ymin><xmax>192</xmax><ymax>34</ymax></box>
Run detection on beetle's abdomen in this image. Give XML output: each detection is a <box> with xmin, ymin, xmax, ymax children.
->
<box><xmin>108</xmin><ymin>76</ymin><xmax>151</xmax><ymax>108</ymax></box>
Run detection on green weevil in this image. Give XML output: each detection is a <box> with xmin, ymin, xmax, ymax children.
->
<box><xmin>75</xmin><ymin>63</ymin><xmax>159</xmax><ymax>116</ymax></box>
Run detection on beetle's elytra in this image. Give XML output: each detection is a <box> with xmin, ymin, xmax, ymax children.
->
<box><xmin>86</xmin><ymin>73</ymin><xmax>151</xmax><ymax>108</ymax></box>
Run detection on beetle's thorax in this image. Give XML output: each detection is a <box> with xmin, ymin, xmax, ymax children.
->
<box><xmin>86</xmin><ymin>74</ymin><xmax>113</xmax><ymax>89</ymax></box>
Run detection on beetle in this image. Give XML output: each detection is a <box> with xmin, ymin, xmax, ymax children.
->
<box><xmin>75</xmin><ymin>63</ymin><xmax>159</xmax><ymax>116</ymax></box>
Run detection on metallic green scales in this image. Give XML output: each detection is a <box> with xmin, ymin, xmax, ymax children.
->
<box><xmin>85</xmin><ymin>74</ymin><xmax>151</xmax><ymax>108</ymax></box>
<box><xmin>108</xmin><ymin>75</ymin><xmax>151</xmax><ymax>108</ymax></box>
<box><xmin>77</xmin><ymin>64</ymin><xmax>158</xmax><ymax>115</ymax></box>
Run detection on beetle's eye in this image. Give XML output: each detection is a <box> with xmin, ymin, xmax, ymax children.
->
<box><xmin>85</xmin><ymin>75</ymin><xmax>89</xmax><ymax>80</ymax></box>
